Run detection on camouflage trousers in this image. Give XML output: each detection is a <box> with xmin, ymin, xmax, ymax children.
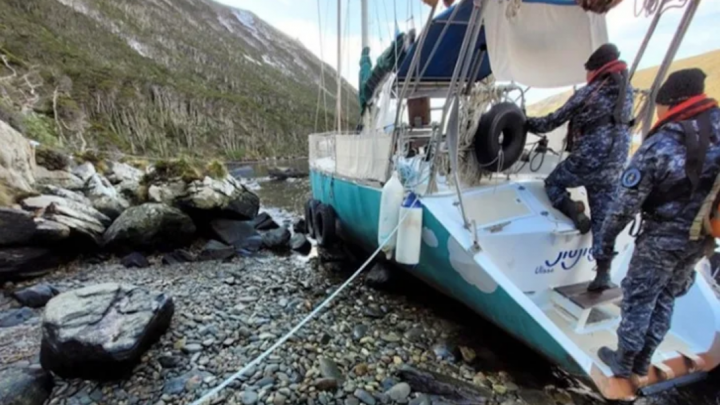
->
<box><xmin>617</xmin><ymin>234</ymin><xmax>709</xmax><ymax>355</ymax></box>
<box><xmin>544</xmin><ymin>156</ymin><xmax>618</xmax><ymax>252</ymax></box>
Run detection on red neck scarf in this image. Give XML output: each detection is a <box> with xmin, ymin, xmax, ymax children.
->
<box><xmin>649</xmin><ymin>94</ymin><xmax>719</xmax><ymax>135</ymax></box>
<box><xmin>587</xmin><ymin>60</ymin><xmax>627</xmax><ymax>84</ymax></box>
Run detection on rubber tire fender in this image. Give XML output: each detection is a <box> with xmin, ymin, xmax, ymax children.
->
<box><xmin>313</xmin><ymin>203</ymin><xmax>337</xmax><ymax>247</ymax></box>
<box><xmin>304</xmin><ymin>199</ymin><xmax>321</xmax><ymax>238</ymax></box>
<box><xmin>474</xmin><ymin>102</ymin><xmax>528</xmax><ymax>172</ymax></box>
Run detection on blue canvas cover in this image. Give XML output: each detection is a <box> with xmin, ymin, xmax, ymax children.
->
<box><xmin>397</xmin><ymin>0</ymin><xmax>579</xmax><ymax>83</ymax></box>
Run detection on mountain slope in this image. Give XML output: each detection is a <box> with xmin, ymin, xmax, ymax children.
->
<box><xmin>527</xmin><ymin>49</ymin><xmax>720</xmax><ymax>117</ymax></box>
<box><xmin>0</xmin><ymin>0</ymin><xmax>358</xmax><ymax>159</ymax></box>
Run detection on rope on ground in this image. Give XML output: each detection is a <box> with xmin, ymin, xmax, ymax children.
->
<box><xmin>189</xmin><ymin>195</ymin><xmax>418</xmax><ymax>405</ymax></box>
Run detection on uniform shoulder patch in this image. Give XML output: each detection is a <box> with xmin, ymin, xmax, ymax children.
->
<box><xmin>621</xmin><ymin>167</ymin><xmax>643</xmax><ymax>188</ymax></box>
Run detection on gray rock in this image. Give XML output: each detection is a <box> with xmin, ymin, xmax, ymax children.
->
<box><xmin>257</xmin><ymin>376</ymin><xmax>275</xmax><ymax>387</ymax></box>
<box><xmin>163</xmin><ymin>370</ymin><xmax>211</xmax><ymax>395</ymax></box>
<box><xmin>86</xmin><ymin>174</ymin><xmax>129</xmax><ymax>219</ymax></box>
<box><xmin>12</xmin><ymin>284</ymin><xmax>59</xmax><ymax>308</ymax></box>
<box><xmin>198</xmin><ymin>240</ymin><xmax>236</xmax><ymax>262</ymax></box>
<box><xmin>39</xmin><ymin>185</ymin><xmax>91</xmax><ymax>206</ymax></box>
<box><xmin>314</xmin><ymin>378</ymin><xmax>338</xmax><ymax>391</ymax></box>
<box><xmin>273</xmin><ymin>393</ymin><xmax>287</xmax><ymax>405</ymax></box>
<box><xmin>352</xmin><ymin>325</ymin><xmax>369</xmax><ymax>341</ymax></box>
<box><xmin>121</xmin><ymin>252</ymin><xmax>150</xmax><ymax>269</ymax></box>
<box><xmin>179</xmin><ymin>176</ymin><xmax>260</xmax><ymax>221</ymax></box>
<box><xmin>386</xmin><ymin>383</ymin><xmax>411</xmax><ymax>402</ymax></box>
<box><xmin>103</xmin><ymin>204</ymin><xmax>196</xmax><ymax>253</ymax></box>
<box><xmin>182</xmin><ymin>344</ymin><xmax>203</xmax><ymax>354</ymax></box>
<box><xmin>253</xmin><ymin>212</ymin><xmax>279</xmax><ymax>230</ymax></box>
<box><xmin>290</xmin><ymin>234</ymin><xmax>311</xmax><ymax>255</ymax></box>
<box><xmin>431</xmin><ymin>342</ymin><xmax>456</xmax><ymax>361</ymax></box>
<box><xmin>148</xmin><ymin>181</ymin><xmax>187</xmax><ymax>205</ymax></box>
<box><xmin>158</xmin><ymin>355</ymin><xmax>183</xmax><ymax>369</ymax></box>
<box><xmin>0</xmin><ymin>307</ymin><xmax>36</xmax><ymax>328</ymax></box>
<box><xmin>353</xmin><ymin>389</ymin><xmax>376</xmax><ymax>405</ymax></box>
<box><xmin>0</xmin><ymin>208</ymin><xmax>36</xmax><ymax>246</ymax></box>
<box><xmin>345</xmin><ymin>399</ymin><xmax>360</xmax><ymax>405</ymax></box>
<box><xmin>40</xmin><ymin>283</ymin><xmax>174</xmax><ymax>380</ymax></box>
<box><xmin>210</xmin><ymin>219</ymin><xmax>262</xmax><ymax>254</ymax></box>
<box><xmin>0</xmin><ymin>247</ymin><xmax>63</xmax><ymax>282</ymax></box>
<box><xmin>33</xmin><ymin>219</ymin><xmax>71</xmax><ymax>243</ymax></box>
<box><xmin>72</xmin><ymin>162</ymin><xmax>96</xmax><ymax>182</ymax></box>
<box><xmin>408</xmin><ymin>395</ymin><xmax>430</xmax><ymax>405</ymax></box>
<box><xmin>21</xmin><ymin>195</ymin><xmax>111</xmax><ymax>226</ymax></box>
<box><xmin>0</xmin><ymin>367</ymin><xmax>53</xmax><ymax>405</ymax></box>
<box><xmin>116</xmin><ymin>179</ymin><xmax>145</xmax><ymax>205</ymax></box>
<box><xmin>0</xmin><ymin>120</ymin><xmax>36</xmax><ymax>192</ymax></box>
<box><xmin>261</xmin><ymin>228</ymin><xmax>291</xmax><ymax>250</ymax></box>
<box><xmin>319</xmin><ymin>357</ymin><xmax>344</xmax><ymax>384</ymax></box>
<box><xmin>241</xmin><ymin>390</ymin><xmax>259</xmax><ymax>405</ymax></box>
<box><xmin>365</xmin><ymin>263</ymin><xmax>392</xmax><ymax>287</ymax></box>
<box><xmin>34</xmin><ymin>166</ymin><xmax>84</xmax><ymax>191</ymax></box>
<box><xmin>106</xmin><ymin>162</ymin><xmax>143</xmax><ymax>185</ymax></box>
<box><xmin>162</xmin><ymin>250</ymin><xmax>195</xmax><ymax>265</ymax></box>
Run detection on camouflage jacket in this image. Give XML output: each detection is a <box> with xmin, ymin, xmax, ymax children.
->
<box><xmin>527</xmin><ymin>76</ymin><xmax>634</xmax><ymax>173</ymax></box>
<box><xmin>596</xmin><ymin>107</ymin><xmax>720</xmax><ymax>260</ymax></box>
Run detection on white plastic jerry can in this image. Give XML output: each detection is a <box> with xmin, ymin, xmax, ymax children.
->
<box><xmin>396</xmin><ymin>193</ymin><xmax>423</xmax><ymax>265</ymax></box>
<box><xmin>378</xmin><ymin>171</ymin><xmax>404</xmax><ymax>259</ymax></box>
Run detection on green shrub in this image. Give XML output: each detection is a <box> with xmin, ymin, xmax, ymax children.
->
<box><xmin>35</xmin><ymin>146</ymin><xmax>70</xmax><ymax>170</ymax></box>
<box><xmin>23</xmin><ymin>113</ymin><xmax>59</xmax><ymax>147</ymax></box>
<box><xmin>205</xmin><ymin>159</ymin><xmax>228</xmax><ymax>180</ymax></box>
<box><xmin>145</xmin><ymin>156</ymin><xmax>202</xmax><ymax>184</ymax></box>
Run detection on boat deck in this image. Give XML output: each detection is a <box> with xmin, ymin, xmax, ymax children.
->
<box><xmin>543</xmin><ymin>303</ymin><xmax>696</xmax><ymax>377</ymax></box>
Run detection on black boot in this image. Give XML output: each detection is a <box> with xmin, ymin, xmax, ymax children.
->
<box><xmin>588</xmin><ymin>260</ymin><xmax>612</xmax><ymax>292</ymax></box>
<box><xmin>598</xmin><ymin>347</ymin><xmax>635</xmax><ymax>378</ymax></box>
<box><xmin>632</xmin><ymin>347</ymin><xmax>654</xmax><ymax>377</ymax></box>
<box><xmin>556</xmin><ymin>197</ymin><xmax>591</xmax><ymax>234</ymax></box>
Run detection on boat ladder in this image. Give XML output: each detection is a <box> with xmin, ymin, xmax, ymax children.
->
<box><xmin>551</xmin><ymin>282</ymin><xmax>623</xmax><ymax>334</ymax></box>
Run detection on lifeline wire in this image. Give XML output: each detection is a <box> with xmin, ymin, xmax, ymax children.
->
<box><xmin>189</xmin><ymin>196</ymin><xmax>418</xmax><ymax>405</ymax></box>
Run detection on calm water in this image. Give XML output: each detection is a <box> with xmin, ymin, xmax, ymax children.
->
<box><xmin>243</xmin><ymin>159</ymin><xmax>719</xmax><ymax>404</ymax></box>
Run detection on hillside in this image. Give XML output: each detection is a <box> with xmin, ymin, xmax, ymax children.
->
<box><xmin>0</xmin><ymin>0</ymin><xmax>358</xmax><ymax>160</ymax></box>
<box><xmin>527</xmin><ymin>49</ymin><xmax>720</xmax><ymax>117</ymax></box>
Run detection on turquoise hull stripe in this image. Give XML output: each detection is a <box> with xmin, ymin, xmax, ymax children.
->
<box><xmin>310</xmin><ymin>171</ymin><xmax>585</xmax><ymax>377</ymax></box>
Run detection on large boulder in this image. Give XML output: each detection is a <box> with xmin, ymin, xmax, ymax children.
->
<box><xmin>85</xmin><ymin>174</ymin><xmax>129</xmax><ymax>220</ymax></box>
<box><xmin>33</xmin><ymin>218</ymin><xmax>71</xmax><ymax>244</ymax></box>
<box><xmin>0</xmin><ymin>120</ymin><xmax>35</xmax><ymax>193</ymax></box>
<box><xmin>40</xmin><ymin>283</ymin><xmax>174</xmax><ymax>380</ymax></box>
<box><xmin>71</xmin><ymin>162</ymin><xmax>96</xmax><ymax>182</ymax></box>
<box><xmin>103</xmin><ymin>203</ymin><xmax>196</xmax><ymax>253</ymax></box>
<box><xmin>34</xmin><ymin>166</ymin><xmax>84</xmax><ymax>191</ymax></box>
<box><xmin>0</xmin><ymin>367</ymin><xmax>53</xmax><ymax>405</ymax></box>
<box><xmin>21</xmin><ymin>195</ymin><xmax>111</xmax><ymax>226</ymax></box>
<box><xmin>0</xmin><ymin>208</ymin><xmax>36</xmax><ymax>246</ymax></box>
<box><xmin>210</xmin><ymin>219</ymin><xmax>262</xmax><ymax>254</ymax></box>
<box><xmin>106</xmin><ymin>162</ymin><xmax>143</xmax><ymax>185</ymax></box>
<box><xmin>0</xmin><ymin>247</ymin><xmax>63</xmax><ymax>282</ymax></box>
<box><xmin>39</xmin><ymin>185</ymin><xmax>91</xmax><ymax>206</ymax></box>
<box><xmin>179</xmin><ymin>176</ymin><xmax>259</xmax><ymax>221</ymax></box>
<box><xmin>148</xmin><ymin>180</ymin><xmax>187</xmax><ymax>205</ymax></box>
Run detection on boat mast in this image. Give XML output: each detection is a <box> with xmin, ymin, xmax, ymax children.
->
<box><xmin>336</xmin><ymin>0</ymin><xmax>343</xmax><ymax>133</ymax></box>
<box><xmin>361</xmin><ymin>0</ymin><xmax>368</xmax><ymax>49</ymax></box>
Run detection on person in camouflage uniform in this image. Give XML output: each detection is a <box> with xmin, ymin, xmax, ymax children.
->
<box><xmin>595</xmin><ymin>68</ymin><xmax>720</xmax><ymax>378</ymax></box>
<box><xmin>526</xmin><ymin>43</ymin><xmax>634</xmax><ymax>291</ymax></box>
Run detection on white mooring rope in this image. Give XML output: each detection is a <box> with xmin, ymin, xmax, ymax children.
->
<box><xmin>189</xmin><ymin>196</ymin><xmax>418</xmax><ymax>405</ymax></box>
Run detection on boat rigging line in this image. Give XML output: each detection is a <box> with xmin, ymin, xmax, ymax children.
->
<box><xmin>188</xmin><ymin>195</ymin><xmax>419</xmax><ymax>405</ymax></box>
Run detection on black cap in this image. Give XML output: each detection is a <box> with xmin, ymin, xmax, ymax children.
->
<box><xmin>655</xmin><ymin>68</ymin><xmax>707</xmax><ymax>106</ymax></box>
<box><xmin>585</xmin><ymin>43</ymin><xmax>620</xmax><ymax>71</ymax></box>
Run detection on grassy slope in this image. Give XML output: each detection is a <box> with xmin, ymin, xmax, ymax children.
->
<box><xmin>0</xmin><ymin>0</ymin><xmax>359</xmax><ymax>159</ymax></box>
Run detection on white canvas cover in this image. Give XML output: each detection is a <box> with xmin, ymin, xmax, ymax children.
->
<box><xmin>483</xmin><ymin>1</ymin><xmax>608</xmax><ymax>88</ymax></box>
<box><xmin>309</xmin><ymin>132</ymin><xmax>392</xmax><ymax>183</ymax></box>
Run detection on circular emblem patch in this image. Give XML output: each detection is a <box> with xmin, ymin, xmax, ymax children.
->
<box><xmin>621</xmin><ymin>167</ymin><xmax>642</xmax><ymax>188</ymax></box>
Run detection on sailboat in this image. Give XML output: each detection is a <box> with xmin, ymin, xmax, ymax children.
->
<box><xmin>305</xmin><ymin>0</ymin><xmax>719</xmax><ymax>400</ymax></box>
